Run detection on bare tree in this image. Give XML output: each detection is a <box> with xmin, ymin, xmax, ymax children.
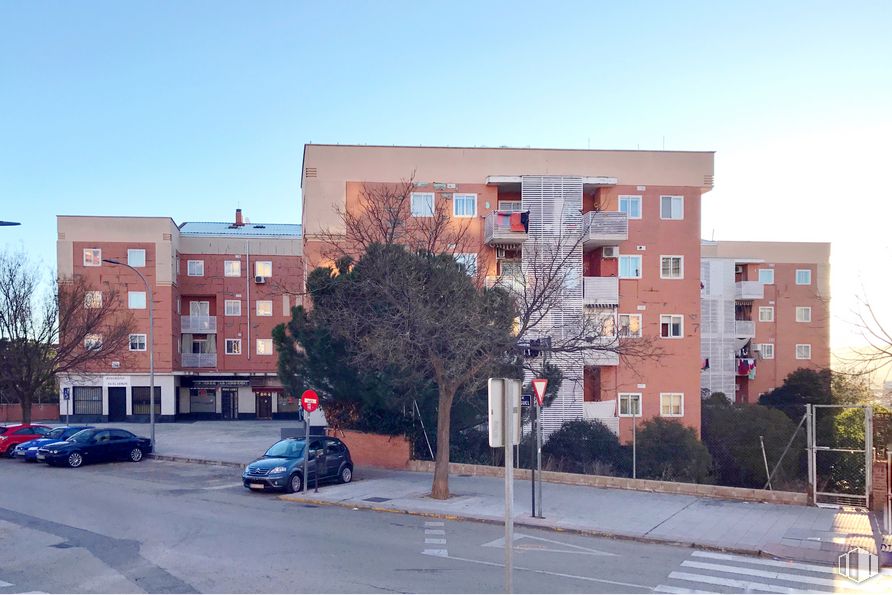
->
<box><xmin>845</xmin><ymin>295</ymin><xmax>892</xmax><ymax>379</ymax></box>
<box><xmin>0</xmin><ymin>251</ymin><xmax>133</xmax><ymax>423</ymax></box>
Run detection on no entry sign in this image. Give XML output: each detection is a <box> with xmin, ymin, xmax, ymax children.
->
<box><xmin>300</xmin><ymin>389</ymin><xmax>319</xmax><ymax>413</ymax></box>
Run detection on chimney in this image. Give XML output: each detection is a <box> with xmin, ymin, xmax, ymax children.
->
<box><xmin>235</xmin><ymin>208</ymin><xmax>244</xmax><ymax>227</ymax></box>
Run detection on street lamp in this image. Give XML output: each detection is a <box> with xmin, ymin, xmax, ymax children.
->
<box><xmin>103</xmin><ymin>258</ymin><xmax>155</xmax><ymax>448</ymax></box>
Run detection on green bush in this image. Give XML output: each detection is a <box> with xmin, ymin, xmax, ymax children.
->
<box><xmin>541</xmin><ymin>419</ymin><xmax>628</xmax><ymax>475</ymax></box>
<box><xmin>636</xmin><ymin>418</ymin><xmax>713</xmax><ymax>483</ymax></box>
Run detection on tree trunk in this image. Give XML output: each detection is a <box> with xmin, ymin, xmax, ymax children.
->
<box><xmin>430</xmin><ymin>387</ymin><xmax>455</xmax><ymax>500</ymax></box>
<box><xmin>20</xmin><ymin>392</ymin><xmax>32</xmax><ymax>425</ymax></box>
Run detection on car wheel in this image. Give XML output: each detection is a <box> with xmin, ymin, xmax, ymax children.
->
<box><xmin>339</xmin><ymin>465</ymin><xmax>353</xmax><ymax>484</ymax></box>
<box><xmin>129</xmin><ymin>447</ymin><xmax>144</xmax><ymax>462</ymax></box>
<box><xmin>67</xmin><ymin>452</ymin><xmax>83</xmax><ymax>468</ymax></box>
<box><xmin>284</xmin><ymin>472</ymin><xmax>303</xmax><ymax>494</ymax></box>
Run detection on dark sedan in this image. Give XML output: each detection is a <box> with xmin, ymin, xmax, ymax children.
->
<box><xmin>243</xmin><ymin>437</ymin><xmax>353</xmax><ymax>493</ymax></box>
<box><xmin>13</xmin><ymin>426</ymin><xmax>94</xmax><ymax>461</ymax></box>
<box><xmin>38</xmin><ymin>428</ymin><xmax>153</xmax><ymax>468</ymax></box>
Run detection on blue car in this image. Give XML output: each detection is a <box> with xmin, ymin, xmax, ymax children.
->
<box><xmin>13</xmin><ymin>426</ymin><xmax>93</xmax><ymax>462</ymax></box>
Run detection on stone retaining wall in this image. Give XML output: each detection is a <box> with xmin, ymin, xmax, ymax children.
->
<box><xmin>327</xmin><ymin>428</ymin><xmax>411</xmax><ymax>470</ymax></box>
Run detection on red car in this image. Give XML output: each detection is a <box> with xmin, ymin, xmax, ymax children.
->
<box><xmin>0</xmin><ymin>424</ymin><xmax>51</xmax><ymax>457</ymax></box>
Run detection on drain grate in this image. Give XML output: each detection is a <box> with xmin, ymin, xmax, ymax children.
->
<box><xmin>363</xmin><ymin>497</ymin><xmax>392</xmax><ymax>503</ymax></box>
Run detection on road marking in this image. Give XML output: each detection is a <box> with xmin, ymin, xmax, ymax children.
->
<box><xmin>668</xmin><ymin>571</ymin><xmax>824</xmax><ymax>594</ymax></box>
<box><xmin>422</xmin><ymin>549</ymin><xmax>448</xmax><ymax>557</ymax></box>
<box><xmin>482</xmin><ymin>532</ymin><xmax>615</xmax><ymax>556</ymax></box>
<box><xmin>654</xmin><ymin>585</ymin><xmax>714</xmax><ymax>594</ymax></box>
<box><xmin>424</xmin><ymin>521</ymin><xmax>444</xmax><ymax>527</ymax></box>
<box><xmin>421</xmin><ymin>520</ymin><xmax>447</xmax><ymax>557</ymax></box>
<box><xmin>424</xmin><ymin>529</ymin><xmax>445</xmax><ymax>535</ymax></box>
<box><xmin>201</xmin><ymin>483</ymin><xmax>242</xmax><ymax>490</ymax></box>
<box><xmin>0</xmin><ymin>580</ymin><xmax>12</xmax><ymax>588</ymax></box>
<box><xmin>691</xmin><ymin>550</ymin><xmax>835</xmax><ymax>574</ymax></box>
<box><xmin>425</xmin><ymin>538</ymin><xmax>447</xmax><ymax>544</ymax></box>
<box><xmin>681</xmin><ymin>560</ymin><xmax>855</xmax><ymax>588</ymax></box>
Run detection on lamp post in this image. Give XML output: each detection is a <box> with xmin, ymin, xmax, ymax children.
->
<box><xmin>103</xmin><ymin>258</ymin><xmax>154</xmax><ymax>448</ymax></box>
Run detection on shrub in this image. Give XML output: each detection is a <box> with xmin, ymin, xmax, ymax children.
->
<box><xmin>541</xmin><ymin>419</ymin><xmax>627</xmax><ymax>475</ymax></box>
<box><xmin>636</xmin><ymin>418</ymin><xmax>713</xmax><ymax>483</ymax></box>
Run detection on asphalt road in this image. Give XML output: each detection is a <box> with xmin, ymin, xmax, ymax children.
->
<box><xmin>0</xmin><ymin>457</ymin><xmax>882</xmax><ymax>594</ymax></box>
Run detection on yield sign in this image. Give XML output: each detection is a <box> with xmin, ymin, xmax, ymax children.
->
<box><xmin>531</xmin><ymin>378</ymin><xmax>548</xmax><ymax>406</ymax></box>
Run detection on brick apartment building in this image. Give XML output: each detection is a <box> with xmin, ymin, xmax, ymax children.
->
<box><xmin>56</xmin><ymin>212</ymin><xmax>308</xmax><ymax>422</ymax></box>
<box><xmin>301</xmin><ymin>144</ymin><xmax>716</xmax><ymax>440</ymax></box>
<box><xmin>701</xmin><ymin>241</ymin><xmax>831</xmax><ymax>403</ymax></box>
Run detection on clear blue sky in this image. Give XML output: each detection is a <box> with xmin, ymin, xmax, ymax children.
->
<box><xmin>1</xmin><ymin>1</ymin><xmax>890</xmax><ymax>350</ymax></box>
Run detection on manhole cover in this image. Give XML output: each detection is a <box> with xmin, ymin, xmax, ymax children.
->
<box><xmin>363</xmin><ymin>497</ymin><xmax>391</xmax><ymax>503</ymax></box>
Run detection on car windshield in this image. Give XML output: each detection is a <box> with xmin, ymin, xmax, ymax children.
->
<box><xmin>264</xmin><ymin>440</ymin><xmax>304</xmax><ymax>459</ymax></box>
<box><xmin>67</xmin><ymin>430</ymin><xmax>94</xmax><ymax>444</ymax></box>
<box><xmin>45</xmin><ymin>428</ymin><xmax>66</xmax><ymax>440</ymax></box>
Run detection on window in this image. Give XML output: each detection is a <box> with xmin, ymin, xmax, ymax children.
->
<box><xmin>127</xmin><ymin>249</ymin><xmax>146</xmax><ymax>268</ymax></box>
<box><xmin>128</xmin><ymin>291</ymin><xmax>146</xmax><ymax>309</ymax></box>
<box><xmin>256</xmin><ymin>339</ymin><xmax>273</xmax><ymax>355</ymax></box>
<box><xmin>83</xmin><ymin>248</ymin><xmax>102</xmax><ymax>267</ymax></box>
<box><xmin>453</xmin><ymin>193</ymin><xmax>477</xmax><ymax>217</ymax></box>
<box><xmin>132</xmin><ymin>386</ymin><xmax>160</xmax><ymax>415</ymax></box>
<box><xmin>660</xmin><ymin>196</ymin><xmax>684</xmax><ymax>220</ymax></box>
<box><xmin>660</xmin><ymin>256</ymin><xmax>684</xmax><ymax>279</ymax></box>
<box><xmin>410</xmin><ymin>192</ymin><xmax>435</xmax><ymax>217</ymax></box>
<box><xmin>189</xmin><ymin>388</ymin><xmax>216</xmax><ymax>413</ymax></box>
<box><xmin>618</xmin><ymin>314</ymin><xmax>642</xmax><ymax>338</ymax></box>
<box><xmin>619</xmin><ymin>393</ymin><xmax>642</xmax><ymax>417</ymax></box>
<box><xmin>759</xmin><ymin>343</ymin><xmax>775</xmax><ymax>359</ymax></box>
<box><xmin>224</xmin><ymin>300</ymin><xmax>241</xmax><ymax>316</ymax></box>
<box><xmin>129</xmin><ymin>334</ymin><xmax>146</xmax><ymax>351</ymax></box>
<box><xmin>84</xmin><ymin>334</ymin><xmax>102</xmax><ymax>350</ymax></box>
<box><xmin>500</xmin><ymin>260</ymin><xmax>522</xmax><ymax>278</ymax></box>
<box><xmin>796</xmin><ymin>344</ymin><xmax>812</xmax><ymax>360</ymax></box>
<box><xmin>225</xmin><ymin>339</ymin><xmax>242</xmax><ymax>355</ymax></box>
<box><xmin>454</xmin><ymin>253</ymin><xmax>477</xmax><ymax>275</ymax></box>
<box><xmin>660</xmin><ymin>393</ymin><xmax>684</xmax><ymax>416</ymax></box>
<box><xmin>73</xmin><ymin>386</ymin><xmax>102</xmax><ymax>415</ymax></box>
<box><xmin>796</xmin><ymin>306</ymin><xmax>812</xmax><ymax>322</ymax></box>
<box><xmin>189</xmin><ymin>301</ymin><xmax>209</xmax><ymax>316</ymax></box>
<box><xmin>586</xmin><ymin>309</ymin><xmax>616</xmax><ymax>336</ymax></box>
<box><xmin>498</xmin><ymin>200</ymin><xmax>522</xmax><ymax>212</ymax></box>
<box><xmin>758</xmin><ymin>306</ymin><xmax>774</xmax><ymax>322</ymax></box>
<box><xmin>795</xmin><ymin>269</ymin><xmax>812</xmax><ymax>285</ymax></box>
<box><xmin>758</xmin><ymin>268</ymin><xmax>774</xmax><ymax>284</ymax></box>
<box><xmin>224</xmin><ymin>260</ymin><xmax>241</xmax><ymax>277</ymax></box>
<box><xmin>660</xmin><ymin>314</ymin><xmax>683</xmax><ymax>338</ymax></box>
<box><xmin>256</xmin><ymin>300</ymin><xmax>273</xmax><ymax>316</ymax></box>
<box><xmin>278</xmin><ymin>394</ymin><xmax>301</xmax><ymax>413</ymax></box>
<box><xmin>187</xmin><ymin>260</ymin><xmax>204</xmax><ymax>276</ymax></box>
<box><xmin>618</xmin><ymin>195</ymin><xmax>642</xmax><ymax>219</ymax></box>
<box><xmin>255</xmin><ymin>261</ymin><xmax>272</xmax><ymax>278</ymax></box>
<box><xmin>619</xmin><ymin>255</ymin><xmax>642</xmax><ymax>279</ymax></box>
<box><xmin>84</xmin><ymin>291</ymin><xmax>102</xmax><ymax>309</ymax></box>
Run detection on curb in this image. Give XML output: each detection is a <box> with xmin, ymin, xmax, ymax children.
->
<box><xmin>149</xmin><ymin>453</ymin><xmax>245</xmax><ymax>469</ymax></box>
<box><xmin>278</xmin><ymin>493</ymin><xmax>765</xmax><ymax>559</ymax></box>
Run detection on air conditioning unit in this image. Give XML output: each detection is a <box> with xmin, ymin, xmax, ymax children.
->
<box><xmin>254</xmin><ymin>276</ymin><xmax>266</xmax><ymax>284</ymax></box>
<box><xmin>735</xmin><ymin>265</ymin><xmax>744</xmax><ymax>274</ymax></box>
<box><xmin>602</xmin><ymin>246</ymin><xmax>619</xmax><ymax>259</ymax></box>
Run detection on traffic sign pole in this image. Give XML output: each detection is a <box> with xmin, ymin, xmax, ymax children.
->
<box><xmin>530</xmin><ymin>379</ymin><xmax>548</xmax><ymax>519</ymax></box>
<box><xmin>300</xmin><ymin>390</ymin><xmax>319</xmax><ymax>493</ymax></box>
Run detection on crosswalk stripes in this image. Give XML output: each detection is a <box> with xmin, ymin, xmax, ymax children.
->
<box><xmin>421</xmin><ymin>520</ymin><xmax>448</xmax><ymax>557</ymax></box>
<box><xmin>0</xmin><ymin>578</ymin><xmax>47</xmax><ymax>594</ymax></box>
<box><xmin>0</xmin><ymin>581</ymin><xmax>11</xmax><ymax>588</ymax></box>
<box><xmin>654</xmin><ymin>549</ymin><xmax>892</xmax><ymax>594</ymax></box>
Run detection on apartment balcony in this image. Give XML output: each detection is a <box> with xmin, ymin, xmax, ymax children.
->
<box><xmin>485</xmin><ymin>275</ymin><xmax>525</xmax><ymax>295</ymax></box>
<box><xmin>735</xmin><ymin>281</ymin><xmax>764</xmax><ymax>301</ymax></box>
<box><xmin>582</xmin><ymin>337</ymin><xmax>620</xmax><ymax>366</ymax></box>
<box><xmin>582</xmin><ymin>211</ymin><xmax>628</xmax><ymax>249</ymax></box>
<box><xmin>734</xmin><ymin>320</ymin><xmax>756</xmax><ymax>338</ymax></box>
<box><xmin>484</xmin><ymin>211</ymin><xmax>528</xmax><ymax>246</ymax></box>
<box><xmin>181</xmin><ymin>353</ymin><xmax>217</xmax><ymax>368</ymax></box>
<box><xmin>583</xmin><ymin>277</ymin><xmax>619</xmax><ymax>307</ymax></box>
<box><xmin>181</xmin><ymin>315</ymin><xmax>217</xmax><ymax>334</ymax></box>
<box><xmin>582</xmin><ymin>400</ymin><xmax>620</xmax><ymax>435</ymax></box>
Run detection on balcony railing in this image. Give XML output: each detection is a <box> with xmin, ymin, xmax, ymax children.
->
<box><xmin>735</xmin><ymin>281</ymin><xmax>764</xmax><ymax>301</ymax></box>
<box><xmin>582</xmin><ymin>400</ymin><xmax>620</xmax><ymax>435</ymax></box>
<box><xmin>583</xmin><ymin>277</ymin><xmax>619</xmax><ymax>306</ymax></box>
<box><xmin>484</xmin><ymin>211</ymin><xmax>528</xmax><ymax>245</ymax></box>
<box><xmin>583</xmin><ymin>211</ymin><xmax>628</xmax><ymax>248</ymax></box>
<box><xmin>181</xmin><ymin>315</ymin><xmax>217</xmax><ymax>333</ymax></box>
<box><xmin>181</xmin><ymin>353</ymin><xmax>217</xmax><ymax>368</ymax></box>
<box><xmin>485</xmin><ymin>275</ymin><xmax>525</xmax><ymax>294</ymax></box>
<box><xmin>735</xmin><ymin>320</ymin><xmax>756</xmax><ymax>338</ymax></box>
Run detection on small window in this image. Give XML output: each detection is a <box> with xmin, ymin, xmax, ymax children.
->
<box><xmin>660</xmin><ymin>196</ymin><xmax>684</xmax><ymax>220</ymax></box>
<box><xmin>128</xmin><ymin>291</ymin><xmax>146</xmax><ymax>309</ymax></box>
<box><xmin>225</xmin><ymin>339</ymin><xmax>242</xmax><ymax>355</ymax></box>
<box><xmin>256</xmin><ymin>300</ymin><xmax>273</xmax><ymax>316</ymax></box>
<box><xmin>796</xmin><ymin>306</ymin><xmax>812</xmax><ymax>323</ymax></box>
<box><xmin>660</xmin><ymin>314</ymin><xmax>683</xmax><ymax>338</ymax></box>
<box><xmin>83</xmin><ymin>248</ymin><xmax>102</xmax><ymax>267</ymax></box>
<box><xmin>453</xmin><ymin>193</ymin><xmax>477</xmax><ymax>217</ymax></box>
<box><xmin>758</xmin><ymin>306</ymin><xmax>774</xmax><ymax>322</ymax></box>
<box><xmin>618</xmin><ymin>314</ymin><xmax>642</xmax><ymax>338</ymax></box>
<box><xmin>127</xmin><ymin>249</ymin><xmax>146</xmax><ymax>268</ymax></box>
<box><xmin>454</xmin><ymin>253</ymin><xmax>477</xmax><ymax>275</ymax></box>
<box><xmin>796</xmin><ymin>269</ymin><xmax>812</xmax><ymax>285</ymax></box>
<box><xmin>129</xmin><ymin>334</ymin><xmax>147</xmax><ymax>351</ymax></box>
<box><xmin>660</xmin><ymin>256</ymin><xmax>684</xmax><ymax>279</ymax></box>
<box><xmin>410</xmin><ymin>192</ymin><xmax>435</xmax><ymax>217</ymax></box>
<box><xmin>187</xmin><ymin>260</ymin><xmax>204</xmax><ymax>276</ymax></box>
<box><xmin>660</xmin><ymin>393</ymin><xmax>684</xmax><ymax>416</ymax></box>
<box><xmin>84</xmin><ymin>334</ymin><xmax>102</xmax><ymax>350</ymax></box>
<box><xmin>587</xmin><ymin>309</ymin><xmax>616</xmax><ymax>337</ymax></box>
<box><xmin>498</xmin><ymin>200</ymin><xmax>522</xmax><ymax>212</ymax></box>
<box><xmin>255</xmin><ymin>261</ymin><xmax>272</xmax><ymax>278</ymax></box>
<box><xmin>256</xmin><ymin>339</ymin><xmax>273</xmax><ymax>355</ymax></box>
<box><xmin>224</xmin><ymin>300</ymin><xmax>241</xmax><ymax>316</ymax></box>
<box><xmin>619</xmin><ymin>393</ymin><xmax>642</xmax><ymax>417</ymax></box>
<box><xmin>84</xmin><ymin>291</ymin><xmax>103</xmax><ymax>309</ymax></box>
<box><xmin>618</xmin><ymin>195</ymin><xmax>642</xmax><ymax>219</ymax></box>
<box><xmin>224</xmin><ymin>260</ymin><xmax>242</xmax><ymax>277</ymax></box>
<box><xmin>619</xmin><ymin>255</ymin><xmax>642</xmax><ymax>279</ymax></box>
<box><xmin>796</xmin><ymin>344</ymin><xmax>812</xmax><ymax>360</ymax></box>
<box><xmin>759</xmin><ymin>343</ymin><xmax>775</xmax><ymax>359</ymax></box>
<box><xmin>758</xmin><ymin>268</ymin><xmax>774</xmax><ymax>284</ymax></box>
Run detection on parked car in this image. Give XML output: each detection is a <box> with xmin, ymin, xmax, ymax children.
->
<box><xmin>37</xmin><ymin>428</ymin><xmax>153</xmax><ymax>468</ymax></box>
<box><xmin>0</xmin><ymin>424</ymin><xmax>51</xmax><ymax>457</ymax></box>
<box><xmin>242</xmin><ymin>436</ymin><xmax>353</xmax><ymax>493</ymax></box>
<box><xmin>13</xmin><ymin>426</ymin><xmax>94</xmax><ymax>461</ymax></box>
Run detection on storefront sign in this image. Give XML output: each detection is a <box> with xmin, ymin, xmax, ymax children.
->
<box><xmin>103</xmin><ymin>376</ymin><xmax>130</xmax><ymax>388</ymax></box>
<box><xmin>191</xmin><ymin>379</ymin><xmax>251</xmax><ymax>387</ymax></box>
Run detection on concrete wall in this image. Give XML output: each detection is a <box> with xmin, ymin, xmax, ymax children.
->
<box><xmin>326</xmin><ymin>429</ymin><xmax>411</xmax><ymax>470</ymax></box>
